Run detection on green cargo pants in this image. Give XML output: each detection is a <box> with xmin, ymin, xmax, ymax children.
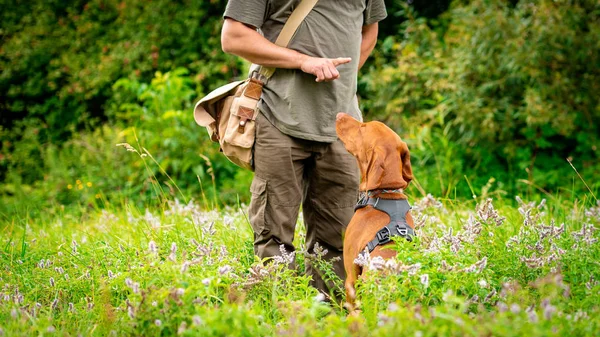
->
<box><xmin>249</xmin><ymin>112</ymin><xmax>360</xmax><ymax>297</ymax></box>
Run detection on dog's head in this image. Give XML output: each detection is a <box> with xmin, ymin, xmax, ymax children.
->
<box><xmin>336</xmin><ymin>113</ymin><xmax>413</xmax><ymax>193</ymax></box>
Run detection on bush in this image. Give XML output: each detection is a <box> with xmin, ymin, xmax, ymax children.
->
<box><xmin>0</xmin><ymin>0</ymin><xmax>237</xmax><ymax>139</ymax></box>
<box><xmin>0</xmin><ymin>69</ymin><xmax>250</xmax><ymax>216</ymax></box>
<box><xmin>1</xmin><ymin>0</ymin><xmax>598</xmax><ymax>215</ymax></box>
<box><xmin>360</xmin><ymin>0</ymin><xmax>600</xmax><ymax>197</ymax></box>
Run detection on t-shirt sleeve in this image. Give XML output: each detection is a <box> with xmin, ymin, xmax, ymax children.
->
<box><xmin>363</xmin><ymin>0</ymin><xmax>387</xmax><ymax>25</ymax></box>
<box><xmin>223</xmin><ymin>0</ymin><xmax>269</xmax><ymax>29</ymax></box>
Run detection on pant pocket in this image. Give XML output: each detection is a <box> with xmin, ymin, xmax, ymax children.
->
<box><xmin>249</xmin><ymin>175</ymin><xmax>269</xmax><ymax>235</ymax></box>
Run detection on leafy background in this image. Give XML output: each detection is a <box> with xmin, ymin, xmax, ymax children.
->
<box><xmin>1</xmin><ymin>0</ymin><xmax>599</xmax><ymax>214</ymax></box>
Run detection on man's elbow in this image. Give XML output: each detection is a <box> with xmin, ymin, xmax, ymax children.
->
<box><xmin>221</xmin><ymin>33</ymin><xmax>234</xmax><ymax>54</ymax></box>
<box><xmin>221</xmin><ymin>29</ymin><xmax>236</xmax><ymax>54</ymax></box>
<box><xmin>221</xmin><ymin>19</ymin><xmax>249</xmax><ymax>54</ymax></box>
<box><xmin>221</xmin><ymin>19</ymin><xmax>236</xmax><ymax>54</ymax></box>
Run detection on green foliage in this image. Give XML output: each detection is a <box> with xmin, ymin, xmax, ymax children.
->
<box><xmin>1</xmin><ymin>196</ymin><xmax>599</xmax><ymax>336</ymax></box>
<box><xmin>0</xmin><ymin>0</ymin><xmax>251</xmax><ymax>215</ymax></box>
<box><xmin>360</xmin><ymin>0</ymin><xmax>600</xmax><ymax>197</ymax></box>
<box><xmin>1</xmin><ymin>0</ymin><xmax>599</xmax><ymax>215</ymax></box>
<box><xmin>0</xmin><ymin>0</ymin><xmax>237</xmax><ymax>137</ymax></box>
<box><xmin>0</xmin><ymin>69</ymin><xmax>249</xmax><ymax>216</ymax></box>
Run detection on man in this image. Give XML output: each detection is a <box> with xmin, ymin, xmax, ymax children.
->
<box><xmin>221</xmin><ymin>0</ymin><xmax>386</xmax><ymax>297</ymax></box>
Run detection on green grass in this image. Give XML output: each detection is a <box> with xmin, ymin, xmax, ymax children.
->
<box><xmin>1</xmin><ymin>195</ymin><xmax>599</xmax><ymax>336</ymax></box>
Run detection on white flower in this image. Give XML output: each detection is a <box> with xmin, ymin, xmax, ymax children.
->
<box><xmin>497</xmin><ymin>302</ymin><xmax>508</xmax><ymax>313</ymax></box>
<box><xmin>126</xmin><ymin>300</ymin><xmax>135</xmax><ymax>319</ymax></box>
<box><xmin>181</xmin><ymin>261</ymin><xmax>191</xmax><ymax>274</ymax></box>
<box><xmin>168</xmin><ymin>242</ymin><xmax>177</xmax><ymax>262</ymax></box>
<box><xmin>273</xmin><ymin>245</ymin><xmax>295</xmax><ymax>264</ymax></box>
<box><xmin>148</xmin><ymin>240</ymin><xmax>158</xmax><ymax>254</ymax></box>
<box><xmin>369</xmin><ymin>256</ymin><xmax>386</xmax><ymax>271</ymax></box>
<box><xmin>420</xmin><ymin>274</ymin><xmax>430</xmax><ymax>288</ymax></box>
<box><xmin>144</xmin><ymin>209</ymin><xmax>162</xmax><ymax>230</ymax></box>
<box><xmin>354</xmin><ymin>251</ymin><xmax>370</xmax><ymax>267</ymax></box>
<box><xmin>527</xmin><ymin>307</ymin><xmax>539</xmax><ymax>323</ymax></box>
<box><xmin>218</xmin><ymin>265</ymin><xmax>233</xmax><ymax>276</ymax></box>
<box><xmin>178</xmin><ymin>321</ymin><xmax>188</xmax><ymax>334</ymax></box>
<box><xmin>542</xmin><ymin>298</ymin><xmax>557</xmax><ymax>320</ymax></box>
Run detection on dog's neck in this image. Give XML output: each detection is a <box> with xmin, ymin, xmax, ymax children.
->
<box><xmin>364</xmin><ymin>188</ymin><xmax>407</xmax><ymax>200</ymax></box>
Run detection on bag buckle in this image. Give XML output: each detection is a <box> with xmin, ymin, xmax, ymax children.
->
<box><xmin>238</xmin><ymin>119</ymin><xmax>247</xmax><ymax>133</ymax></box>
<box><xmin>250</xmin><ymin>70</ymin><xmax>267</xmax><ymax>84</ymax></box>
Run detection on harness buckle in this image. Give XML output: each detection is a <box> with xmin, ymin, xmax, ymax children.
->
<box><xmin>396</xmin><ymin>223</ymin><xmax>413</xmax><ymax>242</ymax></box>
<box><xmin>398</xmin><ymin>226</ymin><xmax>408</xmax><ymax>236</ymax></box>
<box><xmin>354</xmin><ymin>194</ymin><xmax>369</xmax><ymax>211</ymax></box>
<box><xmin>376</xmin><ymin>227</ymin><xmax>391</xmax><ymax>244</ymax></box>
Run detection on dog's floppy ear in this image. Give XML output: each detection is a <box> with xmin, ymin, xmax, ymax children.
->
<box><xmin>336</xmin><ymin>114</ymin><xmax>362</xmax><ymax>155</ymax></box>
<box><xmin>400</xmin><ymin>140</ymin><xmax>413</xmax><ymax>185</ymax></box>
<box><xmin>365</xmin><ymin>146</ymin><xmax>386</xmax><ymax>189</ymax></box>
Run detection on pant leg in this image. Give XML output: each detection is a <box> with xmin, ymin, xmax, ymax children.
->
<box><xmin>303</xmin><ymin>139</ymin><xmax>360</xmax><ymax>297</ymax></box>
<box><xmin>249</xmin><ymin>113</ymin><xmax>310</xmax><ymax>260</ymax></box>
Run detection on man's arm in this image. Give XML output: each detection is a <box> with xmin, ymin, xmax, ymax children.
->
<box><xmin>221</xmin><ymin>18</ymin><xmax>351</xmax><ymax>82</ymax></box>
<box><xmin>358</xmin><ymin>22</ymin><xmax>379</xmax><ymax>70</ymax></box>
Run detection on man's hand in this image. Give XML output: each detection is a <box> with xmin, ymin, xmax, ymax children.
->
<box><xmin>299</xmin><ymin>56</ymin><xmax>352</xmax><ymax>82</ymax></box>
<box><xmin>222</xmin><ymin>19</ymin><xmax>349</xmax><ymax>83</ymax></box>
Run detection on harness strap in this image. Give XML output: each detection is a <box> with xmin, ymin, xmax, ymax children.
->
<box><xmin>355</xmin><ymin>197</ymin><xmax>415</xmax><ymax>252</ymax></box>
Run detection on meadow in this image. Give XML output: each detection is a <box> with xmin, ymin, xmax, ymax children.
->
<box><xmin>2</xmin><ymin>190</ymin><xmax>599</xmax><ymax>336</ymax></box>
<box><xmin>1</xmin><ymin>0</ymin><xmax>599</xmax><ymax>335</ymax></box>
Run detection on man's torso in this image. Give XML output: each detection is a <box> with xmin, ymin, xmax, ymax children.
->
<box><xmin>225</xmin><ymin>0</ymin><xmax>386</xmax><ymax>142</ymax></box>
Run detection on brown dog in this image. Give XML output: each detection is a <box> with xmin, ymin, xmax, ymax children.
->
<box><xmin>335</xmin><ymin>112</ymin><xmax>414</xmax><ymax>309</ymax></box>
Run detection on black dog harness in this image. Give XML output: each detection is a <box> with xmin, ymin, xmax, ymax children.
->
<box><xmin>354</xmin><ymin>191</ymin><xmax>415</xmax><ymax>252</ymax></box>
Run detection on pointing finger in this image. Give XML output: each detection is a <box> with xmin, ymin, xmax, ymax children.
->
<box><xmin>332</xmin><ymin>57</ymin><xmax>352</xmax><ymax>66</ymax></box>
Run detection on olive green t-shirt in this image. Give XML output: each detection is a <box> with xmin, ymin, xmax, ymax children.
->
<box><xmin>224</xmin><ymin>0</ymin><xmax>387</xmax><ymax>142</ymax></box>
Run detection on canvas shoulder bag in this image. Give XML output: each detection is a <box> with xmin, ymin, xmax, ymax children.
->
<box><xmin>193</xmin><ymin>0</ymin><xmax>319</xmax><ymax>170</ymax></box>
